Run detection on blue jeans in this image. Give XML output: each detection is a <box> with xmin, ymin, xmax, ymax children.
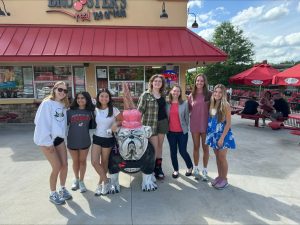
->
<box><xmin>167</xmin><ymin>132</ymin><xmax>193</xmax><ymax>171</ymax></box>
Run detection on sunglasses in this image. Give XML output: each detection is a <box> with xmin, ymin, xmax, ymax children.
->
<box><xmin>57</xmin><ymin>88</ymin><xmax>68</xmax><ymax>94</ymax></box>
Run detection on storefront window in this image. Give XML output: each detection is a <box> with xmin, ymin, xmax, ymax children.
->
<box><xmin>73</xmin><ymin>66</ymin><xmax>86</xmax><ymax>94</ymax></box>
<box><xmin>96</xmin><ymin>66</ymin><xmax>108</xmax><ymax>91</ymax></box>
<box><xmin>34</xmin><ymin>66</ymin><xmax>73</xmax><ymax>99</ymax></box>
<box><xmin>145</xmin><ymin>65</ymin><xmax>180</xmax><ymax>91</ymax></box>
<box><xmin>109</xmin><ymin>66</ymin><xmax>144</xmax><ymax>97</ymax></box>
<box><xmin>22</xmin><ymin>67</ymin><xmax>34</xmax><ymax>98</ymax></box>
<box><xmin>0</xmin><ymin>66</ymin><xmax>34</xmax><ymax>98</ymax></box>
<box><xmin>109</xmin><ymin>66</ymin><xmax>144</xmax><ymax>81</ymax></box>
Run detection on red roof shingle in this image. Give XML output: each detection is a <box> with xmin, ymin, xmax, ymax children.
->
<box><xmin>0</xmin><ymin>25</ymin><xmax>227</xmax><ymax>62</ymax></box>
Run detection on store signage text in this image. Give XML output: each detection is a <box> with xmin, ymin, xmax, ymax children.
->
<box><xmin>284</xmin><ymin>78</ymin><xmax>299</xmax><ymax>85</ymax></box>
<box><xmin>47</xmin><ymin>0</ymin><xmax>127</xmax><ymax>22</ymax></box>
<box><xmin>251</xmin><ymin>80</ymin><xmax>263</xmax><ymax>85</ymax></box>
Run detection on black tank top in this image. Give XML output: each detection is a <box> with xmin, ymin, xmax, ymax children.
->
<box><xmin>156</xmin><ymin>97</ymin><xmax>167</xmax><ymax>121</ymax></box>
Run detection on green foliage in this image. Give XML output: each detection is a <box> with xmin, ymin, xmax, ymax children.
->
<box><xmin>205</xmin><ymin>63</ymin><xmax>251</xmax><ymax>86</ymax></box>
<box><xmin>185</xmin><ymin>67</ymin><xmax>205</xmax><ymax>87</ymax></box>
<box><xmin>203</xmin><ymin>22</ymin><xmax>254</xmax><ymax>86</ymax></box>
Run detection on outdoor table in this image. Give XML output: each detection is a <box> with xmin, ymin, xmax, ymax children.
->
<box><xmin>286</xmin><ymin>114</ymin><xmax>300</xmax><ymax>134</ymax></box>
<box><xmin>288</xmin><ymin>114</ymin><xmax>300</xmax><ymax>121</ymax></box>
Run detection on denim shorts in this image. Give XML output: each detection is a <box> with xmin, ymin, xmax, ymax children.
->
<box><xmin>93</xmin><ymin>135</ymin><xmax>116</xmax><ymax>148</ymax></box>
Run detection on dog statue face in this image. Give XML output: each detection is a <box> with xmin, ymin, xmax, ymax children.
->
<box><xmin>116</xmin><ymin>126</ymin><xmax>152</xmax><ymax>161</ymax></box>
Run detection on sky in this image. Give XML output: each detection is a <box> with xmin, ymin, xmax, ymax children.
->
<box><xmin>187</xmin><ymin>0</ymin><xmax>300</xmax><ymax>64</ymax></box>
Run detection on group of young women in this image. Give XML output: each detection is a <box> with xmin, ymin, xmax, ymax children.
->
<box><xmin>33</xmin><ymin>73</ymin><xmax>235</xmax><ymax>205</ymax></box>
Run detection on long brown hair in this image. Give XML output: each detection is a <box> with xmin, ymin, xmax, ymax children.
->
<box><xmin>96</xmin><ymin>88</ymin><xmax>114</xmax><ymax>117</ymax></box>
<box><xmin>148</xmin><ymin>74</ymin><xmax>166</xmax><ymax>95</ymax></box>
<box><xmin>209</xmin><ymin>84</ymin><xmax>228</xmax><ymax>123</ymax></box>
<box><xmin>191</xmin><ymin>73</ymin><xmax>209</xmax><ymax>101</ymax></box>
<box><xmin>168</xmin><ymin>84</ymin><xmax>183</xmax><ymax>104</ymax></box>
<box><xmin>45</xmin><ymin>81</ymin><xmax>69</xmax><ymax>108</ymax></box>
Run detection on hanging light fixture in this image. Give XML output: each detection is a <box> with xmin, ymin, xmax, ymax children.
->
<box><xmin>160</xmin><ymin>0</ymin><xmax>168</xmax><ymax>19</ymax></box>
<box><xmin>187</xmin><ymin>7</ymin><xmax>198</xmax><ymax>28</ymax></box>
<box><xmin>0</xmin><ymin>0</ymin><xmax>10</xmax><ymax>16</ymax></box>
<box><xmin>0</xmin><ymin>7</ymin><xmax>5</xmax><ymax>16</ymax></box>
<box><xmin>190</xmin><ymin>13</ymin><xmax>198</xmax><ymax>28</ymax></box>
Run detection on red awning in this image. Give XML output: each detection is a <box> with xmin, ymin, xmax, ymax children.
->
<box><xmin>272</xmin><ymin>64</ymin><xmax>300</xmax><ymax>86</ymax></box>
<box><xmin>229</xmin><ymin>63</ymin><xmax>279</xmax><ymax>86</ymax></box>
<box><xmin>0</xmin><ymin>24</ymin><xmax>227</xmax><ymax>63</ymax></box>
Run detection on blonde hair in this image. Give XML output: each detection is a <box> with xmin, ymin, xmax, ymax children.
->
<box><xmin>192</xmin><ymin>73</ymin><xmax>209</xmax><ymax>101</ymax></box>
<box><xmin>45</xmin><ymin>81</ymin><xmax>69</xmax><ymax>108</ymax></box>
<box><xmin>148</xmin><ymin>74</ymin><xmax>166</xmax><ymax>94</ymax></box>
<box><xmin>209</xmin><ymin>84</ymin><xmax>228</xmax><ymax>123</ymax></box>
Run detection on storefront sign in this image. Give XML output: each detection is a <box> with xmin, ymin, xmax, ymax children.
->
<box><xmin>284</xmin><ymin>78</ymin><xmax>299</xmax><ymax>85</ymax></box>
<box><xmin>251</xmin><ymin>80</ymin><xmax>263</xmax><ymax>85</ymax></box>
<box><xmin>47</xmin><ymin>0</ymin><xmax>127</xmax><ymax>22</ymax></box>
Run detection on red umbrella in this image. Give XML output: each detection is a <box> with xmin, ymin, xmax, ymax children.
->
<box><xmin>229</xmin><ymin>63</ymin><xmax>279</xmax><ymax>86</ymax></box>
<box><xmin>272</xmin><ymin>64</ymin><xmax>300</xmax><ymax>86</ymax></box>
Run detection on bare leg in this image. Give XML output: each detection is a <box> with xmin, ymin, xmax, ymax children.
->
<box><xmin>218</xmin><ymin>149</ymin><xmax>228</xmax><ymax>180</ymax></box>
<box><xmin>149</xmin><ymin>135</ymin><xmax>159</xmax><ymax>158</ymax></box>
<box><xmin>214</xmin><ymin>149</ymin><xmax>221</xmax><ymax>178</ymax></box>
<box><xmin>100</xmin><ymin>147</ymin><xmax>112</xmax><ymax>183</ymax></box>
<box><xmin>157</xmin><ymin>133</ymin><xmax>165</xmax><ymax>158</ymax></box>
<box><xmin>200</xmin><ymin>133</ymin><xmax>209</xmax><ymax>168</ymax></box>
<box><xmin>191</xmin><ymin>132</ymin><xmax>201</xmax><ymax>166</ymax></box>
<box><xmin>41</xmin><ymin>146</ymin><xmax>62</xmax><ymax>191</ymax></box>
<box><xmin>68</xmin><ymin>149</ymin><xmax>80</xmax><ymax>179</ymax></box>
<box><xmin>79</xmin><ymin>148</ymin><xmax>89</xmax><ymax>181</ymax></box>
<box><xmin>91</xmin><ymin>144</ymin><xmax>103</xmax><ymax>184</ymax></box>
<box><xmin>55</xmin><ymin>142</ymin><xmax>68</xmax><ymax>187</ymax></box>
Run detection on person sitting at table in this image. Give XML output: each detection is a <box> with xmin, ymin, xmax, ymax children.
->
<box><xmin>259</xmin><ymin>91</ymin><xmax>275</xmax><ymax>126</ymax></box>
<box><xmin>241</xmin><ymin>96</ymin><xmax>259</xmax><ymax>115</ymax></box>
<box><xmin>270</xmin><ymin>92</ymin><xmax>291</xmax><ymax>120</ymax></box>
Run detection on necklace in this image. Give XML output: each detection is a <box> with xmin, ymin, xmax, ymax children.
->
<box><xmin>152</xmin><ymin>92</ymin><xmax>161</xmax><ymax>99</ymax></box>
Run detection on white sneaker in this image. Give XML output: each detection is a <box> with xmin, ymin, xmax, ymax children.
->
<box><xmin>79</xmin><ymin>181</ymin><xmax>87</xmax><ymax>193</ymax></box>
<box><xmin>101</xmin><ymin>180</ymin><xmax>110</xmax><ymax>195</ymax></box>
<box><xmin>59</xmin><ymin>187</ymin><xmax>72</xmax><ymax>200</ymax></box>
<box><xmin>194</xmin><ymin>168</ymin><xmax>200</xmax><ymax>180</ymax></box>
<box><xmin>49</xmin><ymin>192</ymin><xmax>65</xmax><ymax>205</ymax></box>
<box><xmin>71</xmin><ymin>179</ymin><xmax>79</xmax><ymax>191</ymax></box>
<box><xmin>95</xmin><ymin>184</ymin><xmax>102</xmax><ymax>196</ymax></box>
<box><xmin>201</xmin><ymin>169</ymin><xmax>208</xmax><ymax>181</ymax></box>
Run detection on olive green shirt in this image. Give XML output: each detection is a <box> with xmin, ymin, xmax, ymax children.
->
<box><xmin>137</xmin><ymin>91</ymin><xmax>159</xmax><ymax>135</ymax></box>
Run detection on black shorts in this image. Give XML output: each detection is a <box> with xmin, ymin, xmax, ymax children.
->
<box><xmin>53</xmin><ymin>137</ymin><xmax>64</xmax><ymax>147</ymax></box>
<box><xmin>93</xmin><ymin>135</ymin><xmax>116</xmax><ymax>148</ymax></box>
<box><xmin>68</xmin><ymin>145</ymin><xmax>90</xmax><ymax>151</ymax></box>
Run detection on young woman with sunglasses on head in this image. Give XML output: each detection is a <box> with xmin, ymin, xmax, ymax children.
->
<box><xmin>91</xmin><ymin>89</ymin><xmax>122</xmax><ymax>196</ymax></box>
<box><xmin>67</xmin><ymin>92</ymin><xmax>95</xmax><ymax>193</ymax></box>
<box><xmin>33</xmin><ymin>81</ymin><xmax>72</xmax><ymax>205</ymax></box>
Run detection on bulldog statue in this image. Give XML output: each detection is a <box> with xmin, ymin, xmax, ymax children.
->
<box><xmin>108</xmin><ymin>109</ymin><xmax>157</xmax><ymax>193</ymax></box>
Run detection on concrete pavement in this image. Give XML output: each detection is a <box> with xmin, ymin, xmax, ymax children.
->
<box><xmin>0</xmin><ymin>116</ymin><xmax>300</xmax><ymax>225</ymax></box>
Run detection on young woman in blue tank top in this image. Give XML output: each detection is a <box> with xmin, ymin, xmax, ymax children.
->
<box><xmin>206</xmin><ymin>84</ymin><xmax>236</xmax><ymax>190</ymax></box>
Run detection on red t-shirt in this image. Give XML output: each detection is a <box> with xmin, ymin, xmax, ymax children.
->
<box><xmin>169</xmin><ymin>103</ymin><xmax>183</xmax><ymax>132</ymax></box>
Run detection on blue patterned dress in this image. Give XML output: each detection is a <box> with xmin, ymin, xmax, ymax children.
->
<box><xmin>206</xmin><ymin>115</ymin><xmax>236</xmax><ymax>150</ymax></box>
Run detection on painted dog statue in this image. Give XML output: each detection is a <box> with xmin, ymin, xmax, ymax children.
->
<box><xmin>107</xmin><ymin>109</ymin><xmax>157</xmax><ymax>193</ymax></box>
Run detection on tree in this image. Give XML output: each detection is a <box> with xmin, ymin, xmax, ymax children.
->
<box><xmin>203</xmin><ymin>22</ymin><xmax>254</xmax><ymax>85</ymax></box>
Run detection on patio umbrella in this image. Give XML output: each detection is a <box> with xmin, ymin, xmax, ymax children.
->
<box><xmin>272</xmin><ymin>64</ymin><xmax>300</xmax><ymax>86</ymax></box>
<box><xmin>229</xmin><ymin>63</ymin><xmax>279</xmax><ymax>86</ymax></box>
